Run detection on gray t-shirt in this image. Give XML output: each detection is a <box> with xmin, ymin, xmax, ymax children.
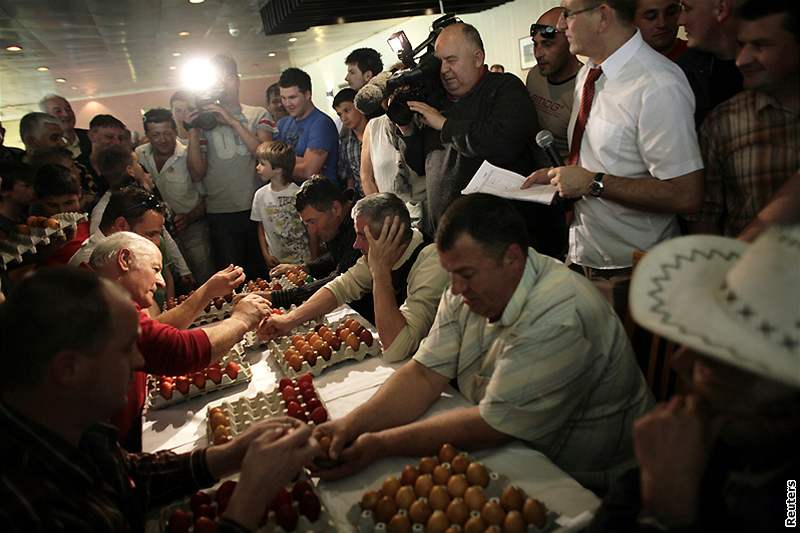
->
<box><xmin>526</xmin><ymin>66</ymin><xmax>577</xmax><ymax>160</ymax></box>
<box><xmin>202</xmin><ymin>103</ymin><xmax>276</xmax><ymax>214</ymax></box>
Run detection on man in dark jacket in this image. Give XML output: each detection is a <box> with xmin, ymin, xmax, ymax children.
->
<box><xmin>401</xmin><ymin>22</ymin><xmax>565</xmax><ymax>258</ymax></box>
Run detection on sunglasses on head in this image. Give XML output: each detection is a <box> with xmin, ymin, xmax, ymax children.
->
<box><xmin>530</xmin><ymin>23</ymin><xmax>559</xmax><ymax>40</ymax></box>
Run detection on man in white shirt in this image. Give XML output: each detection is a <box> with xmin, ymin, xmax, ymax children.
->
<box><xmin>524</xmin><ymin>0</ymin><xmax>704</xmax><ymax>318</ymax></box>
<box><xmin>137</xmin><ymin>108</ymin><xmax>213</xmax><ymax>283</ymax></box>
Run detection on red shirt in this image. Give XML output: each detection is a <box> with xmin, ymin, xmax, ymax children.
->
<box><xmin>112</xmin><ymin>309</ymin><xmax>212</xmax><ymax>450</ymax></box>
<box><xmin>44</xmin><ymin>220</ymin><xmax>90</xmax><ymax>266</ymax></box>
<box><xmin>666</xmin><ymin>38</ymin><xmax>689</xmax><ymax>62</ymax></box>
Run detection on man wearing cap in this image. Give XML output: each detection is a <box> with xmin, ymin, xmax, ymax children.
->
<box><xmin>526</xmin><ymin>7</ymin><xmax>584</xmax><ymax>160</ymax></box>
<box><xmin>586</xmin><ymin>223</ymin><xmax>800</xmax><ymax>531</ymax></box>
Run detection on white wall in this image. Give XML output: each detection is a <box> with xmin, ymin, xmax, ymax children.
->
<box><xmin>297</xmin><ymin>0</ymin><xmax>561</xmax><ymax>119</ymax></box>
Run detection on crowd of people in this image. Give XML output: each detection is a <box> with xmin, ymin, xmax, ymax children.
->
<box><xmin>0</xmin><ymin>0</ymin><xmax>798</xmax><ymax>531</ymax></box>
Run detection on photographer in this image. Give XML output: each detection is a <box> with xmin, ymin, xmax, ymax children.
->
<box><xmin>398</xmin><ymin>23</ymin><xmax>565</xmax><ymax>258</ymax></box>
<box><xmin>196</xmin><ymin>54</ymin><xmax>276</xmax><ymax>278</ymax></box>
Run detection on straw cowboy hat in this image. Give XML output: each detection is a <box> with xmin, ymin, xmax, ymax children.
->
<box><xmin>630</xmin><ymin>224</ymin><xmax>800</xmax><ymax>388</ymax></box>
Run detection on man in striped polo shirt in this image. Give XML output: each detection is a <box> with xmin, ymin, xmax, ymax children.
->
<box><xmin>316</xmin><ymin>194</ymin><xmax>653</xmax><ymax>493</ymax></box>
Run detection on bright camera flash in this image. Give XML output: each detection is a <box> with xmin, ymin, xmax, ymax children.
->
<box><xmin>181</xmin><ymin>58</ymin><xmax>219</xmax><ymax>91</ymax></box>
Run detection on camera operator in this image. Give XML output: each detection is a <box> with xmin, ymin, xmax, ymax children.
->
<box><xmin>195</xmin><ymin>54</ymin><xmax>276</xmax><ymax>278</ymax></box>
<box><xmin>398</xmin><ymin>23</ymin><xmax>565</xmax><ymax>258</ymax></box>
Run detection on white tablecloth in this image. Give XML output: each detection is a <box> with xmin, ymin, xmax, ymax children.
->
<box><xmin>143</xmin><ymin>307</ymin><xmax>601</xmax><ymax>531</ymax></box>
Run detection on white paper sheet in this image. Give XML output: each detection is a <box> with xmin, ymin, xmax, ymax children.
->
<box><xmin>462</xmin><ymin>160</ymin><xmax>557</xmax><ymax>204</ymax></box>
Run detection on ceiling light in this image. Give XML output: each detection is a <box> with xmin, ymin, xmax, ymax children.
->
<box><xmin>268</xmin><ymin>52</ymin><xmax>276</xmax><ymax>57</ymax></box>
<box><xmin>71</xmin><ymin>86</ymin><xmax>78</xmax><ymax>90</ymax></box>
<box><xmin>5</xmin><ymin>45</ymin><xmax>22</xmax><ymax>52</ymax></box>
<box><xmin>336</xmin><ymin>17</ymin><xmax>345</xmax><ymax>24</ymax></box>
<box><xmin>56</xmin><ymin>78</ymin><xmax>66</xmax><ymax>83</ymax></box>
<box><xmin>288</xmin><ymin>37</ymin><xmax>298</xmax><ymax>43</ymax></box>
<box><xmin>36</xmin><ymin>66</ymin><xmax>49</xmax><ymax>71</ymax></box>
<box><xmin>178</xmin><ymin>31</ymin><xmax>190</xmax><ymax>37</ymax></box>
<box><xmin>172</xmin><ymin>52</ymin><xmax>181</xmax><ymax>57</ymax></box>
<box><xmin>169</xmin><ymin>66</ymin><xmax>177</xmax><ymax>70</ymax></box>
<box><xmin>188</xmin><ymin>0</ymin><xmax>205</xmax><ymax>3</ymax></box>
<box><xmin>425</xmin><ymin>8</ymin><xmax>435</xmax><ymax>15</ymax></box>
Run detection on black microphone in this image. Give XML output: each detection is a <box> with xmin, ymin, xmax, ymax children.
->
<box><xmin>535</xmin><ymin>129</ymin><xmax>564</xmax><ymax>167</ymax></box>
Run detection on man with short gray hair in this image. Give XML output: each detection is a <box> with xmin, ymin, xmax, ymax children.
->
<box><xmin>90</xmin><ymin>230</ymin><xmax>271</xmax><ymax>450</ymax></box>
<box><xmin>19</xmin><ymin>112</ymin><xmax>65</xmax><ymax>158</ymax></box>
<box><xmin>39</xmin><ymin>94</ymin><xmax>91</xmax><ymax>159</ymax></box>
<box><xmin>259</xmin><ymin>192</ymin><xmax>448</xmax><ymax>362</ymax></box>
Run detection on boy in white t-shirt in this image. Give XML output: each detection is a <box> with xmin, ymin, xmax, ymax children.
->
<box><xmin>250</xmin><ymin>141</ymin><xmax>317</xmax><ymax>269</ymax></box>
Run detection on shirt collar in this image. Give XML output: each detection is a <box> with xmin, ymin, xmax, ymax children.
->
<box><xmin>591</xmin><ymin>29</ymin><xmax>643</xmax><ymax>81</ymax></box>
<box><xmin>496</xmin><ymin>249</ymin><xmax>542</xmax><ymax>327</ymax></box>
<box><xmin>754</xmin><ymin>91</ymin><xmax>800</xmax><ymax>118</ymax></box>
<box><xmin>391</xmin><ymin>228</ymin><xmax>424</xmax><ymax>270</ymax></box>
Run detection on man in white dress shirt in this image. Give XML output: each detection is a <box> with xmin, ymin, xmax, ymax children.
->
<box><xmin>524</xmin><ymin>0</ymin><xmax>704</xmax><ymax>318</ymax></box>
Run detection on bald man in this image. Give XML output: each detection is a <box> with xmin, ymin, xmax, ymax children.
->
<box><xmin>634</xmin><ymin>0</ymin><xmax>687</xmax><ymax>60</ymax></box>
<box><xmin>401</xmin><ymin>23</ymin><xmax>565</xmax><ymax>258</ymax></box>
<box><xmin>526</xmin><ymin>7</ymin><xmax>584</xmax><ymax>160</ymax></box>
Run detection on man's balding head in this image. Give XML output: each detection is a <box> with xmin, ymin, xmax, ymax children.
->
<box><xmin>537</xmin><ymin>6</ymin><xmax>563</xmax><ymax>26</ymax></box>
<box><xmin>435</xmin><ymin>23</ymin><xmax>487</xmax><ymax>97</ymax></box>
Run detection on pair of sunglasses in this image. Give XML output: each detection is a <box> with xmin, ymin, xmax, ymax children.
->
<box><xmin>530</xmin><ymin>23</ymin><xmax>559</xmax><ymax>40</ymax></box>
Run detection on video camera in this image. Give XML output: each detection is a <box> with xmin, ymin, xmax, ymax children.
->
<box><xmin>382</xmin><ymin>14</ymin><xmax>461</xmax><ymax>125</ymax></box>
<box><xmin>184</xmin><ymin>86</ymin><xmax>225</xmax><ymax>131</ymax></box>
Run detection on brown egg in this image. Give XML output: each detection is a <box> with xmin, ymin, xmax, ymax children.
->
<box><xmin>209</xmin><ymin>411</ymin><xmax>229</xmax><ymax>429</ymax></box>
<box><xmin>317</xmin><ymin>325</ymin><xmax>330</xmax><ymax>336</ymax></box>
<box><xmin>450</xmin><ymin>453</ymin><xmax>470</xmax><ymax>475</ymax></box>
<box><xmin>304</xmin><ymin>350</ymin><xmax>318</xmax><ymax>366</ymax></box>
<box><xmin>387</xmin><ymin>512</ymin><xmax>412</xmax><ymax>533</ymax></box>
<box><xmin>446</xmin><ymin>498</ymin><xmax>469</xmax><ymax>525</ymax></box>
<box><xmin>322</xmin><ymin>330</ymin><xmax>335</xmax><ymax>344</ymax></box>
<box><xmin>395</xmin><ymin>485</ymin><xmax>416</xmax><ymax>510</ymax></box>
<box><xmin>522</xmin><ymin>497</ymin><xmax>547</xmax><ymax>528</ymax></box>
<box><xmin>382</xmin><ymin>476</ymin><xmax>402</xmax><ymax>499</ymax></box>
<box><xmin>463</xmin><ymin>486</ymin><xmax>487</xmax><ymax>512</ymax></box>
<box><xmin>443</xmin><ymin>528</ymin><xmax>462</xmax><ymax>533</ymax></box>
<box><xmin>212</xmin><ymin>425</ymin><xmax>230</xmax><ymax>445</ymax></box>
<box><xmin>308</xmin><ymin>333</ymin><xmax>322</xmax><ymax>345</ymax></box>
<box><xmin>400</xmin><ymin>464</ymin><xmax>419</xmax><ymax>486</ymax></box>
<box><xmin>346</xmin><ymin>332</ymin><xmax>360</xmax><ymax>351</ymax></box>
<box><xmin>481</xmin><ymin>501</ymin><xmax>506</xmax><ymax>526</ymax></box>
<box><xmin>463</xmin><ymin>515</ymin><xmax>486</xmax><ymax>533</ymax></box>
<box><xmin>329</xmin><ymin>336</ymin><xmax>342</xmax><ymax>350</ymax></box>
<box><xmin>484</xmin><ymin>527</ymin><xmax>502</xmax><ymax>533</ymax></box>
<box><xmin>374</xmin><ymin>495</ymin><xmax>398</xmax><ymax>524</ymax></box>
<box><xmin>503</xmin><ymin>510</ymin><xmax>525</xmax><ymax>533</ymax></box>
<box><xmin>499</xmin><ymin>485</ymin><xmax>524</xmax><ymax>512</ymax></box>
<box><xmin>287</xmin><ymin>354</ymin><xmax>303</xmax><ymax>371</ymax></box>
<box><xmin>311</xmin><ymin>338</ymin><xmax>324</xmax><ymax>351</ymax></box>
<box><xmin>419</xmin><ymin>456</ymin><xmax>439</xmax><ymax>474</ymax></box>
<box><xmin>291</xmin><ymin>335</ymin><xmax>304</xmax><ymax>348</ymax></box>
<box><xmin>337</xmin><ymin>327</ymin><xmax>352</xmax><ymax>341</ymax></box>
<box><xmin>360</xmin><ymin>490</ymin><xmax>380</xmax><ymax>511</ymax></box>
<box><xmin>304</xmin><ymin>331</ymin><xmax>315</xmax><ymax>342</ymax></box>
<box><xmin>358</xmin><ymin>328</ymin><xmax>374</xmax><ymax>347</ymax></box>
<box><xmin>428</xmin><ymin>485</ymin><xmax>452</xmax><ymax>511</ymax></box>
<box><xmin>438</xmin><ymin>443</ymin><xmax>458</xmax><ymax>464</ymax></box>
<box><xmin>426</xmin><ymin>510</ymin><xmax>450</xmax><ymax>533</ymax></box>
<box><xmin>432</xmin><ymin>463</ymin><xmax>451</xmax><ymax>485</ymax></box>
<box><xmin>408</xmin><ymin>498</ymin><xmax>432</xmax><ymax>524</ymax></box>
<box><xmin>344</xmin><ymin>318</ymin><xmax>358</xmax><ymax>330</ymax></box>
<box><xmin>447</xmin><ymin>474</ymin><xmax>468</xmax><ymax>498</ymax></box>
<box><xmin>318</xmin><ymin>343</ymin><xmax>332</xmax><ymax>361</ymax></box>
<box><xmin>414</xmin><ymin>473</ymin><xmax>434</xmax><ymax>498</ymax></box>
<box><xmin>465</xmin><ymin>462</ymin><xmax>489</xmax><ymax>488</ymax></box>
<box><xmin>300</xmin><ymin>345</ymin><xmax>315</xmax><ymax>360</ymax></box>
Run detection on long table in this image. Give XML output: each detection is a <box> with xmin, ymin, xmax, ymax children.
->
<box><xmin>143</xmin><ymin>307</ymin><xmax>601</xmax><ymax>531</ymax></box>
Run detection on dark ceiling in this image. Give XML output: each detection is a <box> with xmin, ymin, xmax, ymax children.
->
<box><xmin>260</xmin><ymin>0</ymin><xmax>512</xmax><ymax>34</ymax></box>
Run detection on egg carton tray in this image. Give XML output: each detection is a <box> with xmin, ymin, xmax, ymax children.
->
<box><xmin>206</xmin><ymin>377</ymin><xmax>329</xmax><ymax>445</ymax></box>
<box><xmin>348</xmin><ymin>453</ymin><xmax>565</xmax><ymax>533</ymax></box>
<box><xmin>0</xmin><ymin>212</ymin><xmax>86</xmax><ymax>268</ymax></box>
<box><xmin>269</xmin><ymin>314</ymin><xmax>381</xmax><ymax>379</ymax></box>
<box><xmin>146</xmin><ymin>341</ymin><xmax>251</xmax><ymax>410</ymax></box>
<box><xmin>159</xmin><ymin>476</ymin><xmax>336</xmax><ymax>533</ymax></box>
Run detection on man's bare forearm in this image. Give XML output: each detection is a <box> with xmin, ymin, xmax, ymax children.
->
<box><xmin>371</xmin><ymin>271</ymin><xmax>405</xmax><ymax>348</ymax></box>
<box><xmin>601</xmin><ymin>171</ymin><xmax>704</xmax><ymax>214</ymax></box>
<box><xmin>203</xmin><ymin>317</ymin><xmax>250</xmax><ymax>361</ymax></box>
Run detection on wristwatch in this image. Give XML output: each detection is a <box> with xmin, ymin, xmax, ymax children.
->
<box><xmin>589</xmin><ymin>172</ymin><xmax>605</xmax><ymax>197</ymax></box>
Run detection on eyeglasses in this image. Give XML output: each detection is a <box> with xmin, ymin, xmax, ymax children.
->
<box><xmin>122</xmin><ymin>193</ymin><xmax>163</xmax><ymax>216</ymax></box>
<box><xmin>560</xmin><ymin>3</ymin><xmax>603</xmax><ymax>19</ymax></box>
<box><xmin>530</xmin><ymin>23</ymin><xmax>559</xmax><ymax>40</ymax></box>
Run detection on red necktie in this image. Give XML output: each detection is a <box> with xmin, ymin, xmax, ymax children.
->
<box><xmin>567</xmin><ymin>67</ymin><xmax>603</xmax><ymax>166</ymax></box>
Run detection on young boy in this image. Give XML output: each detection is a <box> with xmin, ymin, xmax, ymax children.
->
<box><xmin>33</xmin><ymin>163</ymin><xmax>90</xmax><ymax>265</ymax></box>
<box><xmin>251</xmin><ymin>141</ymin><xmax>316</xmax><ymax>269</ymax></box>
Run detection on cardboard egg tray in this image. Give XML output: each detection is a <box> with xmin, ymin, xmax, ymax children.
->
<box><xmin>146</xmin><ymin>341</ymin><xmax>251</xmax><ymax>410</ymax></box>
<box><xmin>0</xmin><ymin>212</ymin><xmax>86</xmax><ymax>268</ymax></box>
<box><xmin>348</xmin><ymin>450</ymin><xmax>563</xmax><ymax>533</ymax></box>
<box><xmin>159</xmin><ymin>476</ymin><xmax>336</xmax><ymax>533</ymax></box>
<box><xmin>206</xmin><ymin>375</ymin><xmax>329</xmax><ymax>445</ymax></box>
<box><xmin>269</xmin><ymin>314</ymin><xmax>381</xmax><ymax>378</ymax></box>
